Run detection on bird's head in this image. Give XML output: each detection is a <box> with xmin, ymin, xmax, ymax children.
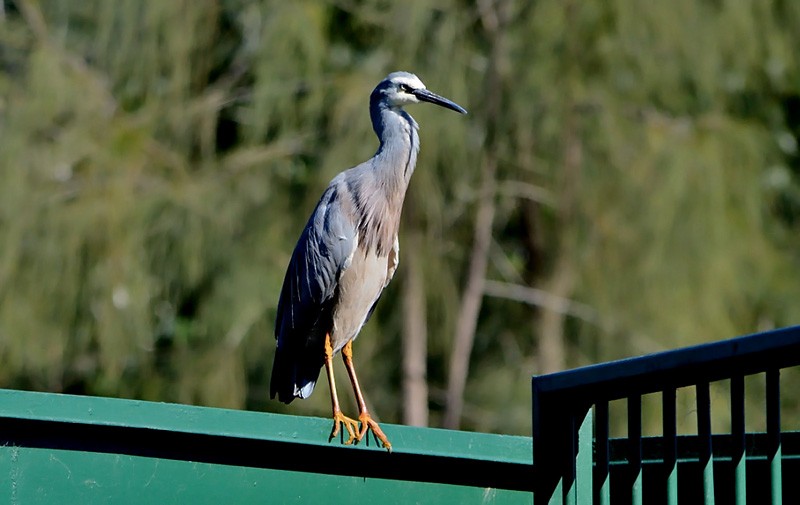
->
<box><xmin>372</xmin><ymin>71</ymin><xmax>467</xmax><ymax>114</ymax></box>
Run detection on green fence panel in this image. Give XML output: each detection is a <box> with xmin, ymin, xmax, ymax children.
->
<box><xmin>0</xmin><ymin>389</ymin><xmax>532</xmax><ymax>504</ymax></box>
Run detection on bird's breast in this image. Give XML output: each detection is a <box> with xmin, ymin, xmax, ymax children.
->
<box><xmin>329</xmin><ymin>241</ymin><xmax>392</xmax><ymax>353</ymax></box>
<box><xmin>351</xmin><ymin>189</ymin><xmax>404</xmax><ymax>257</ymax></box>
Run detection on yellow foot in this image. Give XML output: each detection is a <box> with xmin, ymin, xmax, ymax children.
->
<box><xmin>329</xmin><ymin>410</ymin><xmax>360</xmax><ymax>445</ymax></box>
<box><xmin>357</xmin><ymin>413</ymin><xmax>392</xmax><ymax>453</ymax></box>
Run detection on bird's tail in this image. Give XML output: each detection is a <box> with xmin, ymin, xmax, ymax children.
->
<box><xmin>270</xmin><ymin>345</ymin><xmax>322</xmax><ymax>404</ymax></box>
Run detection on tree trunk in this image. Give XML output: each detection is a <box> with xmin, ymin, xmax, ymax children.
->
<box><xmin>536</xmin><ymin>256</ymin><xmax>573</xmax><ymax>373</ymax></box>
<box><xmin>402</xmin><ymin>232</ymin><xmax>429</xmax><ymax>427</ymax></box>
<box><xmin>443</xmin><ymin>155</ymin><xmax>497</xmax><ymax>429</ymax></box>
<box><xmin>536</xmin><ymin>22</ymin><xmax>584</xmax><ymax>373</ymax></box>
<box><xmin>443</xmin><ymin>0</ymin><xmax>509</xmax><ymax>430</ymax></box>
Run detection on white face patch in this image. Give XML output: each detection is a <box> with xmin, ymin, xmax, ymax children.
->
<box><xmin>394</xmin><ymin>75</ymin><xmax>425</xmax><ymax>92</ymax></box>
<box><xmin>384</xmin><ymin>73</ymin><xmax>426</xmax><ymax>107</ymax></box>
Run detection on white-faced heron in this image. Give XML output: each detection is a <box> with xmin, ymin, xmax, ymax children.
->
<box><xmin>270</xmin><ymin>71</ymin><xmax>467</xmax><ymax>452</ymax></box>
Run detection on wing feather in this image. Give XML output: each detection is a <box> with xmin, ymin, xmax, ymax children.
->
<box><xmin>270</xmin><ymin>180</ymin><xmax>357</xmax><ymax>403</ymax></box>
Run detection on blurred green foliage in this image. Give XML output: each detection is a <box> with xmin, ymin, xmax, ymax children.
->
<box><xmin>1</xmin><ymin>0</ymin><xmax>799</xmax><ymax>436</ymax></box>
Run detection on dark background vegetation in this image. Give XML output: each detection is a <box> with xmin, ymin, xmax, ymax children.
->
<box><xmin>1</xmin><ymin>0</ymin><xmax>799</xmax><ymax>437</ymax></box>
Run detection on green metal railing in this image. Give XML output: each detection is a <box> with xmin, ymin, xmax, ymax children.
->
<box><xmin>0</xmin><ymin>389</ymin><xmax>532</xmax><ymax>504</ymax></box>
<box><xmin>532</xmin><ymin>325</ymin><xmax>800</xmax><ymax>505</ymax></box>
<box><xmin>3</xmin><ymin>326</ymin><xmax>800</xmax><ymax>503</ymax></box>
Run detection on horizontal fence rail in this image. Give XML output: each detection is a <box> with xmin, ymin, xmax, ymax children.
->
<box><xmin>532</xmin><ymin>325</ymin><xmax>800</xmax><ymax>505</ymax></box>
<box><xmin>0</xmin><ymin>389</ymin><xmax>532</xmax><ymax>504</ymax></box>
<box><xmin>4</xmin><ymin>326</ymin><xmax>800</xmax><ymax>503</ymax></box>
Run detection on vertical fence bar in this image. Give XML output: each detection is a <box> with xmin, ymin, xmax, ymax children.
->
<box><xmin>663</xmin><ymin>387</ymin><xmax>678</xmax><ymax>505</ymax></box>
<box><xmin>731</xmin><ymin>375</ymin><xmax>745</xmax><ymax>505</ymax></box>
<box><xmin>560</xmin><ymin>407</ymin><xmax>595</xmax><ymax>504</ymax></box>
<box><xmin>697</xmin><ymin>381</ymin><xmax>715</xmax><ymax>505</ymax></box>
<box><xmin>628</xmin><ymin>395</ymin><xmax>642</xmax><ymax>505</ymax></box>
<box><xmin>565</xmin><ymin>412</ymin><xmax>578</xmax><ymax>505</ymax></box>
<box><xmin>595</xmin><ymin>401</ymin><xmax>610</xmax><ymax>505</ymax></box>
<box><xmin>767</xmin><ymin>369</ymin><xmax>782</xmax><ymax>505</ymax></box>
<box><xmin>575</xmin><ymin>408</ymin><xmax>593</xmax><ymax>505</ymax></box>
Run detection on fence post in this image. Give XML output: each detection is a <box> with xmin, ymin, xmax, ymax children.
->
<box><xmin>532</xmin><ymin>379</ymin><xmax>564</xmax><ymax>505</ymax></box>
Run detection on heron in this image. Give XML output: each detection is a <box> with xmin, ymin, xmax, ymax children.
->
<box><xmin>270</xmin><ymin>72</ymin><xmax>467</xmax><ymax>452</ymax></box>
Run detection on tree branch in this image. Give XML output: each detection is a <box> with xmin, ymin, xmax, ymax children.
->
<box><xmin>483</xmin><ymin>279</ymin><xmax>598</xmax><ymax>325</ymax></box>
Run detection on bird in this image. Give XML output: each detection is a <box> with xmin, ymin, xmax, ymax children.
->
<box><xmin>270</xmin><ymin>72</ymin><xmax>467</xmax><ymax>452</ymax></box>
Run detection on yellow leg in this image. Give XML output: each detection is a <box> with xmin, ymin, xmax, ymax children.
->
<box><xmin>325</xmin><ymin>334</ymin><xmax>359</xmax><ymax>445</ymax></box>
<box><xmin>342</xmin><ymin>340</ymin><xmax>392</xmax><ymax>452</ymax></box>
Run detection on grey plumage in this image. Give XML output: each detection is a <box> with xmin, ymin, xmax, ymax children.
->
<box><xmin>270</xmin><ymin>72</ymin><xmax>466</xmax><ymax>409</ymax></box>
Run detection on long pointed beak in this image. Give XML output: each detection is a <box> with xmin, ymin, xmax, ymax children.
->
<box><xmin>413</xmin><ymin>89</ymin><xmax>468</xmax><ymax>114</ymax></box>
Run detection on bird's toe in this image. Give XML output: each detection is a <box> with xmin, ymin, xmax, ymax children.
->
<box><xmin>357</xmin><ymin>413</ymin><xmax>392</xmax><ymax>453</ymax></box>
<box><xmin>329</xmin><ymin>410</ymin><xmax>360</xmax><ymax>446</ymax></box>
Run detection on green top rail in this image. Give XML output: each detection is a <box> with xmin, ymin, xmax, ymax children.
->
<box><xmin>0</xmin><ymin>388</ymin><xmax>532</xmax><ymax>504</ymax></box>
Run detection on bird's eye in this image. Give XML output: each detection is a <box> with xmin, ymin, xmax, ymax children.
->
<box><xmin>400</xmin><ymin>83</ymin><xmax>413</xmax><ymax>93</ymax></box>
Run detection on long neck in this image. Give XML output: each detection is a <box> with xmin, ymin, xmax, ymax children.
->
<box><xmin>349</xmin><ymin>99</ymin><xmax>419</xmax><ymax>256</ymax></box>
<box><xmin>370</xmin><ymin>100</ymin><xmax>420</xmax><ymax>191</ymax></box>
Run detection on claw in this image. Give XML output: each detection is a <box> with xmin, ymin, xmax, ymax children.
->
<box><xmin>357</xmin><ymin>412</ymin><xmax>392</xmax><ymax>452</ymax></box>
<box><xmin>329</xmin><ymin>410</ymin><xmax>360</xmax><ymax>445</ymax></box>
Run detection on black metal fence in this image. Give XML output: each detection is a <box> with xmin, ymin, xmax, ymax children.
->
<box><xmin>532</xmin><ymin>325</ymin><xmax>800</xmax><ymax>504</ymax></box>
